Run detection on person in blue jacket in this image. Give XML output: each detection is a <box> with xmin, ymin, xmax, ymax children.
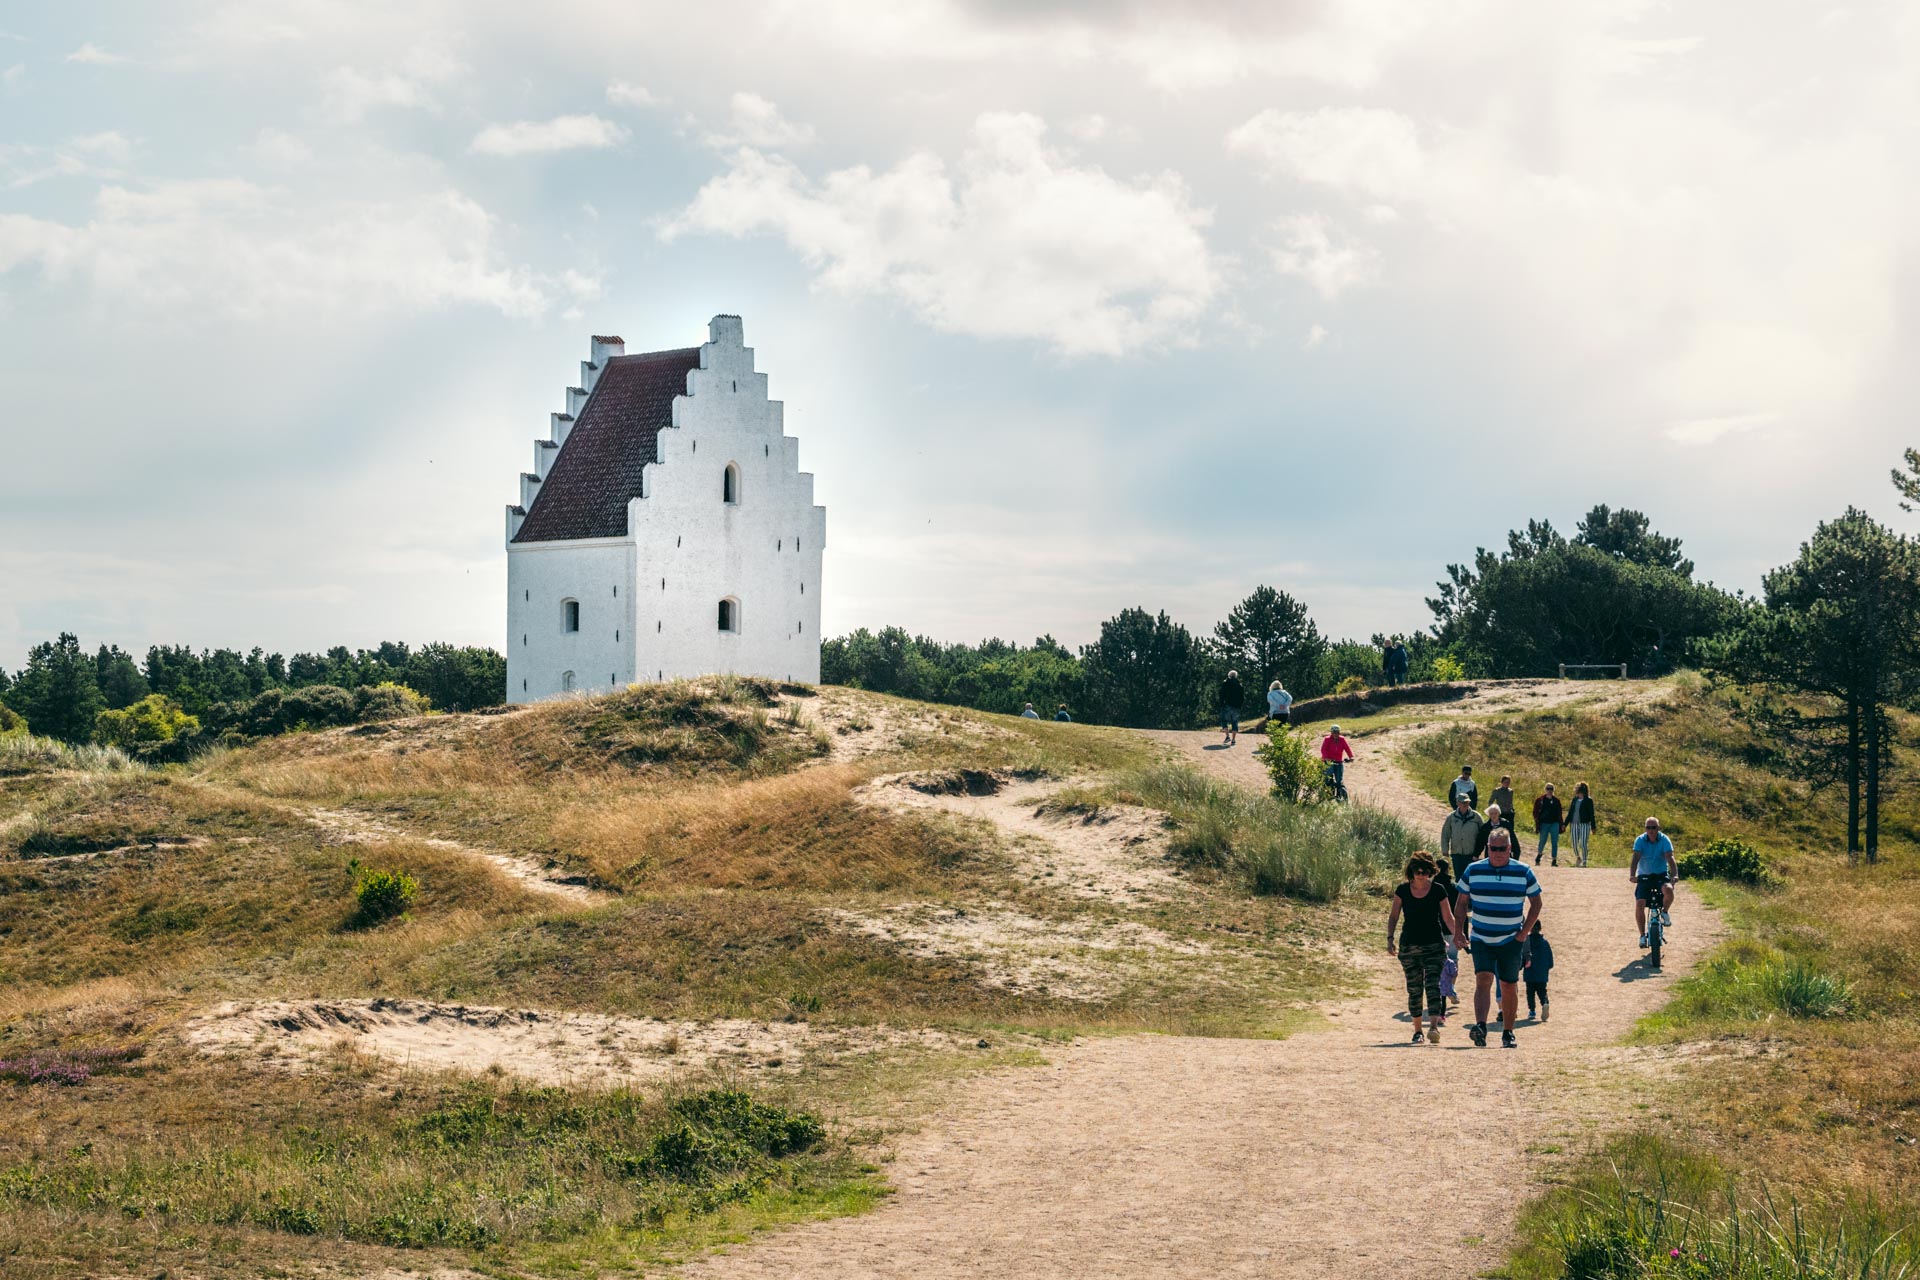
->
<box><xmin>1522</xmin><ymin>920</ymin><xmax>1554</xmax><ymax>1022</ymax></box>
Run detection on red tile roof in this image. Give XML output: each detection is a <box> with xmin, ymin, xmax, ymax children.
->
<box><xmin>511</xmin><ymin>347</ymin><xmax>702</xmax><ymax>543</ymax></box>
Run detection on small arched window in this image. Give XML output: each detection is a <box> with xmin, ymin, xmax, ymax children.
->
<box><xmin>562</xmin><ymin>670</ymin><xmax>575</xmax><ymax>692</ymax></box>
<box><xmin>718</xmin><ymin>597</ymin><xmax>740</xmax><ymax>633</ymax></box>
<box><xmin>723</xmin><ymin>463</ymin><xmax>739</xmax><ymax>504</ymax></box>
<box><xmin>562</xmin><ymin>599</ymin><xmax>580</xmax><ymax>632</ymax></box>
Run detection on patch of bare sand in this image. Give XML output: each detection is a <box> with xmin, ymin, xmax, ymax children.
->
<box><xmin>796</xmin><ymin>688</ymin><xmax>1015</xmax><ymax>763</ymax></box>
<box><xmin>825</xmin><ymin>901</ymin><xmax>1211</xmax><ymax>1002</ymax></box>
<box><xmin>185</xmin><ymin>998</ymin><xmax>969</xmax><ymax>1087</ymax></box>
<box><xmin>860</xmin><ymin>769</ymin><xmax>1181</xmax><ymax>903</ymax></box>
<box><xmin>302</xmin><ymin>806</ymin><xmax>606</xmax><ymax>906</ymax></box>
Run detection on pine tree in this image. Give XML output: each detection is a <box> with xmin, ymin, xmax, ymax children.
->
<box><xmin>11</xmin><ymin>633</ymin><xmax>107</xmax><ymax>744</ymax></box>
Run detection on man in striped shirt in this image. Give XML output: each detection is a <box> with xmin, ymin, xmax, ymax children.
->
<box><xmin>1451</xmin><ymin>826</ymin><xmax>1544</xmax><ymax>1048</ymax></box>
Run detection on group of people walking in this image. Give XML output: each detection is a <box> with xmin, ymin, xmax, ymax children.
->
<box><xmin>1391</xmin><ymin>766</ymin><xmax>1680</xmax><ymax>1049</ymax></box>
<box><xmin>1442</xmin><ymin>766</ymin><xmax>1599</xmax><ymax>867</ymax></box>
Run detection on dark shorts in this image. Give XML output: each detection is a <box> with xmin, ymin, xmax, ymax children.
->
<box><xmin>1220</xmin><ymin>706</ymin><xmax>1240</xmax><ymax>731</ymax></box>
<box><xmin>1470</xmin><ymin>937</ymin><xmax>1525</xmax><ymax>984</ymax></box>
<box><xmin>1635</xmin><ymin>876</ymin><xmax>1669</xmax><ymax>902</ymax></box>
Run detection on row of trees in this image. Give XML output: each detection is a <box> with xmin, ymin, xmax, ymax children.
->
<box><xmin>823</xmin><ymin>587</ymin><xmax>1462</xmax><ymax>729</ymax></box>
<box><xmin>0</xmin><ymin>636</ymin><xmax>506</xmax><ymax>745</ymax></box>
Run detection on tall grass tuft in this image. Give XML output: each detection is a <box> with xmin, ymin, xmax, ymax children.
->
<box><xmin>1109</xmin><ymin>762</ymin><xmax>1417</xmax><ymax>901</ymax></box>
<box><xmin>0</xmin><ymin>735</ymin><xmax>142</xmax><ymax>776</ymax></box>
<box><xmin>1652</xmin><ymin>939</ymin><xmax>1854</xmax><ymax>1025</ymax></box>
<box><xmin>1548</xmin><ymin>1165</ymin><xmax>1913</xmax><ymax>1279</ymax></box>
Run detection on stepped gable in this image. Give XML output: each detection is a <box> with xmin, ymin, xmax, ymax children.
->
<box><xmin>512</xmin><ymin>345</ymin><xmax>703</xmax><ymax>543</ymax></box>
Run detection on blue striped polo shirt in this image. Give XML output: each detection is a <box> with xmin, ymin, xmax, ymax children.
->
<box><xmin>1457</xmin><ymin>857</ymin><xmax>1541</xmax><ymax>944</ymax></box>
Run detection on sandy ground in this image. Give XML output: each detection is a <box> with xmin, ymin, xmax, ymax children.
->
<box><xmin>301</xmin><ymin>805</ymin><xmax>607</xmax><ymax>905</ymax></box>
<box><xmin>683</xmin><ymin>682</ymin><xmax>1722</xmax><ymax>1280</ymax></box>
<box><xmin>186</xmin><ymin>997</ymin><xmax>970</xmax><ymax>1087</ymax></box>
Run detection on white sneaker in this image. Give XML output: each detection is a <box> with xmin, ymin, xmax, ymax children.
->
<box><xmin>1660</xmin><ymin>909</ymin><xmax>1672</xmax><ymax>928</ymax></box>
<box><xmin>1639</xmin><ymin>931</ymin><xmax>1650</xmax><ymax>949</ymax></box>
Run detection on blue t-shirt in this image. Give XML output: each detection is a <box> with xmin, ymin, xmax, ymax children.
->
<box><xmin>1632</xmin><ymin>832</ymin><xmax>1674</xmax><ymax>879</ymax></box>
<box><xmin>1457</xmin><ymin>857</ymin><xmax>1542</xmax><ymax>945</ymax></box>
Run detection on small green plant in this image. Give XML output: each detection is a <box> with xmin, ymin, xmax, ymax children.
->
<box><xmin>0</xmin><ymin>704</ymin><xmax>26</xmax><ymax>739</ymax></box>
<box><xmin>347</xmin><ymin>858</ymin><xmax>418</xmax><ymax>926</ymax></box>
<box><xmin>1431</xmin><ymin>654</ymin><xmax>1467</xmax><ymax>682</ymax></box>
<box><xmin>1254</xmin><ymin>722</ymin><xmax>1322</xmax><ymax>804</ymax></box>
<box><xmin>1677</xmin><ymin>838</ymin><xmax>1777</xmax><ymax>887</ymax></box>
<box><xmin>1335</xmin><ymin>675</ymin><xmax>1370</xmax><ymax>695</ymax></box>
<box><xmin>1656</xmin><ymin>940</ymin><xmax>1853</xmax><ymax>1023</ymax></box>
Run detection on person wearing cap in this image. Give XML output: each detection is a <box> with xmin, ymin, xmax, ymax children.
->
<box><xmin>1631</xmin><ymin>817</ymin><xmax>1678</xmax><ymax>948</ymax></box>
<box><xmin>1320</xmin><ymin>723</ymin><xmax>1355</xmax><ymax>789</ymax></box>
<box><xmin>1440</xmin><ymin>793</ymin><xmax>1487</xmax><ymax>883</ymax></box>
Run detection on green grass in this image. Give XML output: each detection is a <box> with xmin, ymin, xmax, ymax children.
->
<box><xmin>1076</xmin><ymin>761</ymin><xmax>1421</xmax><ymax>902</ymax></box>
<box><xmin>1509</xmin><ymin>1134</ymin><xmax>1918</xmax><ymax>1280</ymax></box>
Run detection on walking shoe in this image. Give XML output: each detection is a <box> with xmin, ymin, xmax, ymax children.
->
<box><xmin>1527</xmin><ymin>1005</ymin><xmax>1537</xmax><ymax>1020</ymax></box>
<box><xmin>1660</xmin><ymin>908</ymin><xmax>1672</xmax><ymax>928</ymax></box>
<box><xmin>1501</xmin><ymin>1029</ymin><xmax>1517</xmax><ymax>1049</ymax></box>
<box><xmin>1469</xmin><ymin>1022</ymin><xmax>1487</xmax><ymax>1047</ymax></box>
<box><xmin>1428</xmin><ymin>1022</ymin><xmax>1442</xmax><ymax>1044</ymax></box>
<box><xmin>1411</xmin><ymin>1029</ymin><xmax>1425</xmax><ymax>1044</ymax></box>
<box><xmin>1541</xmin><ymin>1002</ymin><xmax>1550</xmax><ymax>1023</ymax></box>
<box><xmin>1639</xmin><ymin>930</ymin><xmax>1650</xmax><ymax>949</ymax></box>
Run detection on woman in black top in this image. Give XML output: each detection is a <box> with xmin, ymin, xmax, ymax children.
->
<box><xmin>1386</xmin><ymin>852</ymin><xmax>1457</xmax><ymax>1044</ymax></box>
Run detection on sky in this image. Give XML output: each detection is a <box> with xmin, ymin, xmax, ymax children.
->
<box><xmin>2</xmin><ymin>0</ymin><xmax>1918</xmax><ymax>672</ymax></box>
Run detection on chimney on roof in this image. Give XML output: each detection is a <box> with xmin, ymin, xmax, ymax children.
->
<box><xmin>708</xmin><ymin>314</ymin><xmax>744</xmax><ymax>346</ymax></box>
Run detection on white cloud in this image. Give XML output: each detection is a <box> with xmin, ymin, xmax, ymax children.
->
<box><xmin>317</xmin><ymin>48</ymin><xmax>460</xmax><ymax>123</ymax></box>
<box><xmin>704</xmin><ymin>92</ymin><xmax>815</xmax><ymax>148</ymax></box>
<box><xmin>1226</xmin><ymin>106</ymin><xmax>1426</xmax><ymax>198</ymax></box>
<box><xmin>244</xmin><ymin>128</ymin><xmax>313</xmax><ymax>171</ymax></box>
<box><xmin>2</xmin><ymin>63</ymin><xmax>23</xmax><ymax>93</ymax></box>
<box><xmin>606</xmin><ymin>79</ymin><xmax>659</xmax><ymax>108</ymax></box>
<box><xmin>0</xmin><ymin>179</ymin><xmax>555</xmax><ymax>318</ymax></box>
<box><xmin>66</xmin><ymin>43</ymin><xmax>131</xmax><ymax>65</ymax></box>
<box><xmin>668</xmin><ymin>112</ymin><xmax>1219</xmax><ymax>357</ymax></box>
<box><xmin>1302</xmin><ymin>323</ymin><xmax>1328</xmax><ymax>350</ymax></box>
<box><xmin>3</xmin><ymin>130</ymin><xmax>135</xmax><ymax>189</ymax></box>
<box><xmin>1066</xmin><ymin>114</ymin><xmax>1109</xmax><ymax>143</ymax></box>
<box><xmin>1262</xmin><ymin>213</ymin><xmax>1379</xmax><ymax>299</ymax></box>
<box><xmin>1664</xmin><ymin>410</ymin><xmax>1779</xmax><ymax>447</ymax></box>
<box><xmin>469</xmin><ymin>114</ymin><xmax>629</xmax><ymax>156</ymax></box>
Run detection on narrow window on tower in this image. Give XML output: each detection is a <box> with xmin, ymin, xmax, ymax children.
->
<box><xmin>563</xmin><ymin>599</ymin><xmax>580</xmax><ymax>632</ymax></box>
<box><xmin>718</xmin><ymin>598</ymin><xmax>740</xmax><ymax>633</ymax></box>
<box><xmin>723</xmin><ymin>463</ymin><xmax>740</xmax><ymax>504</ymax></box>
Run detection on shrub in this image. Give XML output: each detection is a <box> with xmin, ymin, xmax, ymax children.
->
<box><xmin>1254</xmin><ymin>722</ymin><xmax>1323</xmax><ymax>804</ymax></box>
<box><xmin>1677</xmin><ymin>837</ymin><xmax>1777</xmax><ymax>886</ymax></box>
<box><xmin>637</xmin><ymin>1089</ymin><xmax>825</xmax><ymax>1183</ymax></box>
<box><xmin>92</xmin><ymin>693</ymin><xmax>199</xmax><ymax>750</ymax></box>
<box><xmin>348</xmin><ymin>858</ymin><xmax>418</xmax><ymax>926</ymax></box>
<box><xmin>1430</xmin><ymin>654</ymin><xmax>1467</xmax><ymax>682</ymax></box>
<box><xmin>0</xmin><ymin>704</ymin><xmax>25</xmax><ymax>739</ymax></box>
<box><xmin>353</xmin><ymin>681</ymin><xmax>430</xmax><ymax>721</ymax></box>
<box><xmin>1660</xmin><ymin>940</ymin><xmax>1853</xmax><ymax>1023</ymax></box>
<box><xmin>1335</xmin><ymin>675</ymin><xmax>1370</xmax><ymax>695</ymax></box>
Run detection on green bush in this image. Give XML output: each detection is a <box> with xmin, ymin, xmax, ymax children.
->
<box><xmin>0</xmin><ymin>705</ymin><xmax>25</xmax><ymax>739</ymax></box>
<box><xmin>1254</xmin><ymin>723</ymin><xmax>1324</xmax><ymax>804</ymax></box>
<box><xmin>1677</xmin><ymin>838</ymin><xmax>1777</xmax><ymax>887</ymax></box>
<box><xmin>92</xmin><ymin>693</ymin><xmax>199</xmax><ymax>750</ymax></box>
<box><xmin>1334</xmin><ymin>675</ymin><xmax>1370</xmax><ymax>695</ymax></box>
<box><xmin>353</xmin><ymin>681</ymin><xmax>431</xmax><ymax>721</ymax></box>
<box><xmin>348</xmin><ymin>859</ymin><xmax>417</xmax><ymax>926</ymax></box>
<box><xmin>1430</xmin><ymin>654</ymin><xmax>1468</xmax><ymax>682</ymax></box>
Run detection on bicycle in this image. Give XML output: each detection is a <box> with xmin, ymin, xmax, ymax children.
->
<box><xmin>1322</xmin><ymin>763</ymin><xmax>1350</xmax><ymax>803</ymax></box>
<box><xmin>1637</xmin><ymin>873</ymin><xmax>1672</xmax><ymax>968</ymax></box>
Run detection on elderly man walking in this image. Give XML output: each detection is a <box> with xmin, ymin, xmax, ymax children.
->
<box><xmin>1439</xmin><ymin>794</ymin><xmax>1487</xmax><ymax>883</ymax></box>
<box><xmin>1452</xmin><ymin>826</ymin><xmax>1544</xmax><ymax>1049</ymax></box>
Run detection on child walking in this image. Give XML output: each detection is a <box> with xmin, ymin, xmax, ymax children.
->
<box><xmin>1522</xmin><ymin>920</ymin><xmax>1554</xmax><ymax>1021</ymax></box>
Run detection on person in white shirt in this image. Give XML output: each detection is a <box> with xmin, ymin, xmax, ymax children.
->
<box><xmin>1266</xmin><ymin>680</ymin><xmax>1293</xmax><ymax>728</ymax></box>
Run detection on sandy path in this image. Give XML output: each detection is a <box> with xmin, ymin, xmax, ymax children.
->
<box><xmin>301</xmin><ymin>805</ymin><xmax>607</xmax><ymax>905</ymax></box>
<box><xmin>684</xmin><ymin>692</ymin><xmax>1722</xmax><ymax>1280</ymax></box>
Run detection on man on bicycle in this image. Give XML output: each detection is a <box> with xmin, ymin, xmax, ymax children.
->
<box><xmin>1631</xmin><ymin>817</ymin><xmax>1677</xmax><ymax>949</ymax></box>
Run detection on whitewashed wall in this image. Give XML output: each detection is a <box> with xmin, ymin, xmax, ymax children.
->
<box><xmin>506</xmin><ymin>316</ymin><xmax>825</xmax><ymax>703</ymax></box>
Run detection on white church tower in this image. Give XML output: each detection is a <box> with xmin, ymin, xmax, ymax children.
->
<box><xmin>505</xmin><ymin>315</ymin><xmax>825</xmax><ymax>703</ymax></box>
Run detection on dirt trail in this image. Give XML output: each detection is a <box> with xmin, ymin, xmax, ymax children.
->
<box><xmin>685</xmin><ymin>682</ymin><xmax>1721</xmax><ymax>1280</ymax></box>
